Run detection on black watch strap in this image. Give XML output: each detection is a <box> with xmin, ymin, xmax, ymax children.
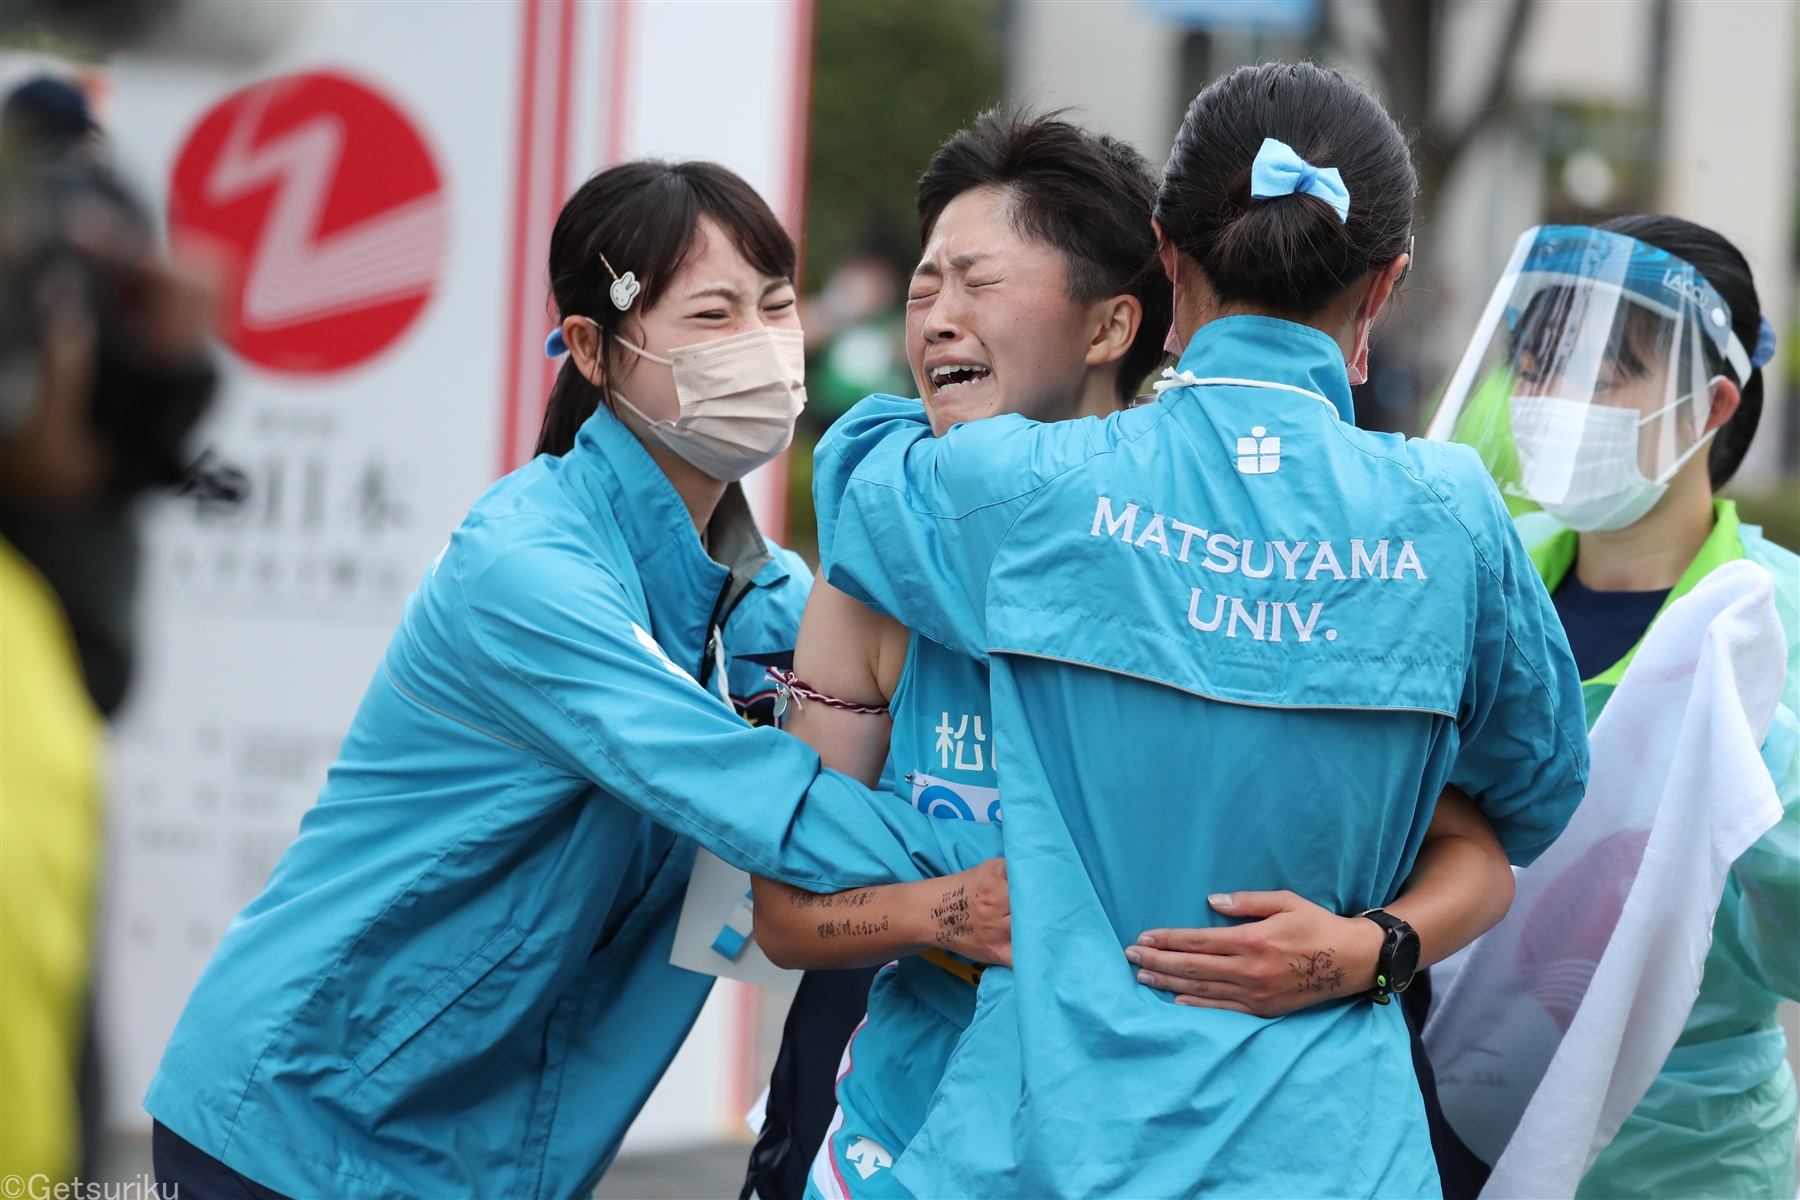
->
<box><xmin>1359</xmin><ymin>908</ymin><xmax>1421</xmax><ymax>1004</ymax></box>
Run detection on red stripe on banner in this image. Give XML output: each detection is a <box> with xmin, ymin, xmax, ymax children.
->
<box><xmin>731</xmin><ymin>981</ymin><xmax>764</xmax><ymax>1133</ymax></box>
<box><xmin>748</xmin><ymin>0</ymin><xmax>818</xmax><ymax>544</ymax></box>
<box><xmin>784</xmin><ymin>0</ymin><xmax>817</xmax><ymax>259</ymax></box>
<box><xmin>540</xmin><ymin>0</ymin><xmax>577</xmax><ymax>440</ymax></box>
<box><xmin>498</xmin><ymin>0</ymin><xmax>577</xmax><ymax>476</ymax></box>
<box><xmin>605</xmin><ymin>0</ymin><xmax>633</xmax><ymax>166</ymax></box>
<box><xmin>498</xmin><ymin>0</ymin><xmax>542</xmax><ymax>475</ymax></box>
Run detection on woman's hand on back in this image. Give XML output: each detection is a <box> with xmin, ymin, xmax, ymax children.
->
<box><xmin>1127</xmin><ymin>785</ymin><xmax>1513</xmax><ymax>1016</ymax></box>
<box><xmin>1127</xmin><ymin>891</ymin><xmax>1382</xmax><ymax>1016</ymax></box>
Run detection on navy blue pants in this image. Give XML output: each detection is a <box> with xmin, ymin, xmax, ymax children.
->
<box><xmin>1403</xmin><ymin>971</ymin><xmax>1493</xmax><ymax>1200</ymax></box>
<box><xmin>153</xmin><ymin>1122</ymin><xmax>292</xmax><ymax>1200</ymax></box>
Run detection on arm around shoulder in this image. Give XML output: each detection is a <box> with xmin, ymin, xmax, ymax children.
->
<box><xmin>818</xmin><ymin>405</ymin><xmax>1090</xmax><ymax>659</ymax></box>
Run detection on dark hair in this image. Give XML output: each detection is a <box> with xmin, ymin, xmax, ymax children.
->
<box><xmin>1157</xmin><ymin>62</ymin><xmax>1416</xmax><ymax>315</ymax></box>
<box><xmin>1511</xmin><ymin>286</ymin><xmax>1666</xmax><ymax>388</ymax></box>
<box><xmin>917</xmin><ymin>110</ymin><xmax>1172</xmax><ymax>403</ymax></box>
<box><xmin>1596</xmin><ymin>214</ymin><xmax>1764</xmax><ymax>489</ymax></box>
<box><xmin>536</xmin><ymin>160</ymin><xmax>796</xmax><ymax>456</ymax></box>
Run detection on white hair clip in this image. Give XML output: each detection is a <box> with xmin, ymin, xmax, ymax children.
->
<box><xmin>598</xmin><ymin>252</ymin><xmax>640</xmax><ymax>311</ymax></box>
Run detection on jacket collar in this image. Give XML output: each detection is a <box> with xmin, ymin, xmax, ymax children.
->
<box><xmin>559</xmin><ymin>404</ymin><xmax>777</xmax><ymax>677</ymax></box>
<box><xmin>1175</xmin><ymin>315</ymin><xmax>1356</xmax><ymax>424</ymax></box>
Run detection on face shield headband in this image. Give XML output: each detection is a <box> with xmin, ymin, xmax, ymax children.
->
<box><xmin>1424</xmin><ymin>226</ymin><xmax>1751</xmax><ymax>531</ymax></box>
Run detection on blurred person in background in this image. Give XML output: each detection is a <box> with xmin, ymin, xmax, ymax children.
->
<box><xmin>143</xmin><ymin>160</ymin><xmax>1004</xmax><ymax>1200</ymax></box>
<box><xmin>799</xmin><ymin>64</ymin><xmax>1587</xmax><ymax>1197</ymax></box>
<box><xmin>1433</xmin><ymin>215</ymin><xmax>1798</xmax><ymax>1199</ymax></box>
<box><xmin>0</xmin><ymin>76</ymin><xmax>216</xmax><ymax>1184</ymax></box>
<box><xmin>750</xmin><ymin>108</ymin><xmax>1523</xmax><ymax>1200</ymax></box>
<box><xmin>800</xmin><ymin>233</ymin><xmax>913</xmax><ymax>437</ymax></box>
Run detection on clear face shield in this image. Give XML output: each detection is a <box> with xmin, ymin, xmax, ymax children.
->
<box><xmin>1426</xmin><ymin>226</ymin><xmax>1751</xmax><ymax>532</ymax></box>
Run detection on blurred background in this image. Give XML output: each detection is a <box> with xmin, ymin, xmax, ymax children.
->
<box><xmin>784</xmin><ymin>0</ymin><xmax>1799</xmax><ymax>562</ymax></box>
<box><xmin>0</xmin><ymin>1</ymin><xmax>1792</xmax><ymax>1197</ymax></box>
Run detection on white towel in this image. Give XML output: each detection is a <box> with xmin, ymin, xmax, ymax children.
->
<box><xmin>1424</xmin><ymin>558</ymin><xmax>1788</xmax><ymax>1199</ymax></box>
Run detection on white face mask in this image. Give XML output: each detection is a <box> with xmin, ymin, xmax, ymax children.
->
<box><xmin>610</xmin><ymin>326</ymin><xmax>807</xmax><ymax>481</ymax></box>
<box><xmin>1510</xmin><ymin>388</ymin><xmax>1718</xmax><ymax>533</ymax></box>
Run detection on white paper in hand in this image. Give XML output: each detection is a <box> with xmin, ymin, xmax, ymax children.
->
<box><xmin>670</xmin><ymin>846</ymin><xmax>802</xmax><ymax>995</ymax></box>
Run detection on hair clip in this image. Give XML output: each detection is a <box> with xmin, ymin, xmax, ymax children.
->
<box><xmin>599</xmin><ymin>252</ymin><xmax>640</xmax><ymax>311</ymax></box>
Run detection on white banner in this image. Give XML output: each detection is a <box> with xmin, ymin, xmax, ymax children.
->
<box><xmin>96</xmin><ymin>0</ymin><xmax>813</xmax><ymax>1131</ymax></box>
<box><xmin>1425</xmin><ymin>560</ymin><xmax>1787</xmax><ymax>1196</ymax></box>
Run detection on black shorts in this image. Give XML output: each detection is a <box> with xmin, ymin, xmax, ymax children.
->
<box><xmin>741</xmin><ymin>965</ymin><xmax>881</xmax><ymax>1200</ymax></box>
<box><xmin>153</xmin><ymin>1122</ymin><xmax>292</xmax><ymax>1200</ymax></box>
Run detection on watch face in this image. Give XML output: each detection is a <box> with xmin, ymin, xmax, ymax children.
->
<box><xmin>1390</xmin><ymin>928</ymin><xmax>1422</xmax><ymax>991</ymax></box>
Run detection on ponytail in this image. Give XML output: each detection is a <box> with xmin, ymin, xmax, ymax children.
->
<box><xmin>1156</xmin><ymin>63</ymin><xmax>1416</xmax><ymax>316</ymax></box>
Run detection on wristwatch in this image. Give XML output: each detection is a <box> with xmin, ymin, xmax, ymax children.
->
<box><xmin>1359</xmin><ymin>909</ymin><xmax>1421</xmax><ymax>1004</ymax></box>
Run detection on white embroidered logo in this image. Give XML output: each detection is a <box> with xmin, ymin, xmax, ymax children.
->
<box><xmin>1237</xmin><ymin>425</ymin><xmax>1280</xmax><ymax>474</ymax></box>
<box><xmin>845</xmin><ymin>1137</ymin><xmax>893</xmax><ymax>1179</ymax></box>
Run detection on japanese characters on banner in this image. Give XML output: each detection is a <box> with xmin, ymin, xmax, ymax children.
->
<box><xmin>98</xmin><ymin>0</ymin><xmax>813</xmax><ymax>1137</ymax></box>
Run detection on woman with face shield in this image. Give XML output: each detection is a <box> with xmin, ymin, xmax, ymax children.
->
<box><xmin>142</xmin><ymin>162</ymin><xmax>1002</xmax><ymax>1200</ymax></box>
<box><xmin>1429</xmin><ymin>216</ymin><xmax>1798</xmax><ymax>1198</ymax></box>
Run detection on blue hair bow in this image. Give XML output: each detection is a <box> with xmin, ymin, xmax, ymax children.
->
<box><xmin>545</xmin><ymin>327</ymin><xmax>568</xmax><ymax>358</ymax></box>
<box><xmin>1752</xmin><ymin>314</ymin><xmax>1777</xmax><ymax>369</ymax></box>
<box><xmin>1249</xmin><ymin>137</ymin><xmax>1351</xmax><ymax>224</ymax></box>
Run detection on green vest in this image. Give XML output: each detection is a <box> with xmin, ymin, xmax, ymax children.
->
<box><xmin>1529</xmin><ymin>499</ymin><xmax>1746</xmax><ymax>729</ymax></box>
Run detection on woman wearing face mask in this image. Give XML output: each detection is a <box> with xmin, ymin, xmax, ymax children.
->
<box><xmin>1430</xmin><ymin>215</ymin><xmax>1798</xmax><ymax>1198</ymax></box>
<box><xmin>741</xmin><ymin>111</ymin><xmax>1515</xmax><ymax>1200</ymax></box>
<box><xmin>143</xmin><ymin>162</ymin><xmax>1001</xmax><ymax>1200</ymax></box>
<box><xmin>798</xmin><ymin>65</ymin><xmax>1589</xmax><ymax>1197</ymax></box>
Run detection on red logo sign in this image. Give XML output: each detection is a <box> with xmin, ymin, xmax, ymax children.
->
<box><xmin>170</xmin><ymin>70</ymin><xmax>447</xmax><ymax>375</ymax></box>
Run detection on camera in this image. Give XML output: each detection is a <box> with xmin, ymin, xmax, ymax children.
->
<box><xmin>0</xmin><ymin>78</ymin><xmax>217</xmax><ymax>500</ymax></box>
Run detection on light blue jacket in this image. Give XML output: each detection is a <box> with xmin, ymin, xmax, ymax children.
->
<box><xmin>145</xmin><ymin>406</ymin><xmax>1000</xmax><ymax>1200</ymax></box>
<box><xmin>815</xmin><ymin>316</ymin><xmax>1590</xmax><ymax>1198</ymax></box>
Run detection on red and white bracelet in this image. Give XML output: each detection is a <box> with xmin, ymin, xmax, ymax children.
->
<box><xmin>765</xmin><ymin>667</ymin><xmax>890</xmax><ymax>721</ymax></box>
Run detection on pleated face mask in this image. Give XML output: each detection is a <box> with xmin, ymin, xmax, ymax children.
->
<box><xmin>1508</xmin><ymin>386</ymin><xmax>1721</xmax><ymax>532</ymax></box>
<box><xmin>610</xmin><ymin>326</ymin><xmax>807</xmax><ymax>481</ymax></box>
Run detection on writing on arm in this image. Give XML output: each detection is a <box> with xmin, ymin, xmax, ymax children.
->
<box><xmin>753</xmin><ymin>861</ymin><xmax>1010</xmax><ymax>970</ymax></box>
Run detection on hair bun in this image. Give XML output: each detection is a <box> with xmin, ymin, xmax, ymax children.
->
<box><xmin>1155</xmin><ymin>63</ymin><xmax>1415</xmax><ymax>316</ymax></box>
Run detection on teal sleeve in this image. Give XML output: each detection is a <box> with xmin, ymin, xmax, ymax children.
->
<box><xmin>815</xmin><ymin>395</ymin><xmax>1085</xmax><ymax>661</ymax></box>
<box><xmin>455</xmin><ymin>516</ymin><xmax>1000</xmax><ymax>889</ymax></box>
<box><xmin>1445</xmin><ymin>457</ymin><xmax>1591</xmax><ymax>865</ymax></box>
<box><xmin>726</xmin><ymin>544</ymin><xmax>813</xmax><ymax>658</ymax></box>
<box><xmin>722</xmin><ymin>544</ymin><xmax>813</xmax><ymax>704</ymax></box>
<box><xmin>1732</xmin><ymin>702</ymin><xmax>1800</xmax><ymax>999</ymax></box>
